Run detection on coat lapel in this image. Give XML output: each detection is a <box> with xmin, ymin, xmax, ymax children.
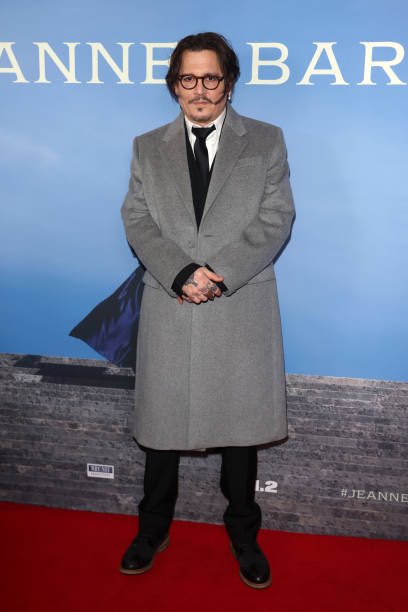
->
<box><xmin>158</xmin><ymin>106</ymin><xmax>248</xmax><ymax>227</ymax></box>
<box><xmin>201</xmin><ymin>105</ymin><xmax>248</xmax><ymax>224</ymax></box>
<box><xmin>159</xmin><ymin>113</ymin><xmax>196</xmax><ymax>225</ymax></box>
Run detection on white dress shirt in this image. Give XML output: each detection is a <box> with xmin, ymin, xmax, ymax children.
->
<box><xmin>184</xmin><ymin>106</ymin><xmax>227</xmax><ymax>168</ymax></box>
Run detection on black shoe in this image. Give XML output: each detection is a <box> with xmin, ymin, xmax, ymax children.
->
<box><xmin>230</xmin><ymin>541</ymin><xmax>272</xmax><ymax>589</ymax></box>
<box><xmin>120</xmin><ymin>532</ymin><xmax>169</xmax><ymax>574</ymax></box>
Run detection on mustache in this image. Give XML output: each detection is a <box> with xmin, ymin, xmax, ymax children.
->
<box><xmin>189</xmin><ymin>95</ymin><xmax>212</xmax><ymax>103</ymax></box>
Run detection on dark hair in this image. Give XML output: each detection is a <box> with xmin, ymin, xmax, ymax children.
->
<box><xmin>166</xmin><ymin>32</ymin><xmax>240</xmax><ymax>101</ymax></box>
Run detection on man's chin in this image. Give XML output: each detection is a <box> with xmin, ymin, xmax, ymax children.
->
<box><xmin>189</xmin><ymin>110</ymin><xmax>213</xmax><ymax>125</ymax></box>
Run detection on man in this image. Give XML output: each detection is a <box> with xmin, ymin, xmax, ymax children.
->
<box><xmin>120</xmin><ymin>32</ymin><xmax>295</xmax><ymax>589</ymax></box>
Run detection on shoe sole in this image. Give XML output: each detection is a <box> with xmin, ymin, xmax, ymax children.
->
<box><xmin>119</xmin><ymin>534</ymin><xmax>170</xmax><ymax>575</ymax></box>
<box><xmin>239</xmin><ymin>570</ymin><xmax>272</xmax><ymax>589</ymax></box>
<box><xmin>230</xmin><ymin>542</ymin><xmax>272</xmax><ymax>589</ymax></box>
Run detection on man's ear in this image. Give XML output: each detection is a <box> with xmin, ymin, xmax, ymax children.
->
<box><xmin>173</xmin><ymin>80</ymin><xmax>180</xmax><ymax>100</ymax></box>
<box><xmin>225</xmin><ymin>83</ymin><xmax>232</xmax><ymax>101</ymax></box>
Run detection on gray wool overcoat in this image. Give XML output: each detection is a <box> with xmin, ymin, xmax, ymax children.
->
<box><xmin>121</xmin><ymin>105</ymin><xmax>295</xmax><ymax>450</ymax></box>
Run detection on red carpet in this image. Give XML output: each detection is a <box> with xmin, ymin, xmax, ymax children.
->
<box><xmin>1</xmin><ymin>502</ymin><xmax>407</xmax><ymax>612</ymax></box>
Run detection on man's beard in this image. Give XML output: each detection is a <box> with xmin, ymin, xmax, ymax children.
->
<box><xmin>190</xmin><ymin>106</ymin><xmax>214</xmax><ymax>122</ymax></box>
<box><xmin>187</xmin><ymin>90</ymin><xmax>227</xmax><ymax>123</ymax></box>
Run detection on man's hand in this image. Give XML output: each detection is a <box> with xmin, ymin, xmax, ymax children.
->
<box><xmin>177</xmin><ymin>267</ymin><xmax>224</xmax><ymax>304</ymax></box>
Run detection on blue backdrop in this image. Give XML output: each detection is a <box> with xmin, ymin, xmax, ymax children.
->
<box><xmin>1</xmin><ymin>0</ymin><xmax>407</xmax><ymax>381</ymax></box>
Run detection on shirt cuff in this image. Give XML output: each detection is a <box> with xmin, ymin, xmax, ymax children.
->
<box><xmin>171</xmin><ymin>263</ymin><xmax>201</xmax><ymax>297</ymax></box>
<box><xmin>205</xmin><ymin>263</ymin><xmax>228</xmax><ymax>292</ymax></box>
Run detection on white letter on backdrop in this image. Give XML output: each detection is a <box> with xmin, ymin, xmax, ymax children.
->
<box><xmin>297</xmin><ymin>42</ymin><xmax>349</xmax><ymax>85</ymax></box>
<box><xmin>246</xmin><ymin>43</ymin><xmax>290</xmax><ymax>84</ymax></box>
<box><xmin>0</xmin><ymin>42</ymin><xmax>29</xmax><ymax>82</ymax></box>
<box><xmin>358</xmin><ymin>42</ymin><xmax>406</xmax><ymax>85</ymax></box>
<box><xmin>87</xmin><ymin>43</ymin><xmax>134</xmax><ymax>84</ymax></box>
<box><xmin>140</xmin><ymin>42</ymin><xmax>177</xmax><ymax>84</ymax></box>
<box><xmin>34</xmin><ymin>42</ymin><xmax>80</xmax><ymax>83</ymax></box>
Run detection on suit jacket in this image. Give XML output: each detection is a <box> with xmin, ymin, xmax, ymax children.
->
<box><xmin>121</xmin><ymin>104</ymin><xmax>295</xmax><ymax>450</ymax></box>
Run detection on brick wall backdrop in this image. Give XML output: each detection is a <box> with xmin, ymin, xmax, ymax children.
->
<box><xmin>1</xmin><ymin>353</ymin><xmax>407</xmax><ymax>540</ymax></box>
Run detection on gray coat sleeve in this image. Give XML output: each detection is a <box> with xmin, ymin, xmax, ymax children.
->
<box><xmin>205</xmin><ymin>128</ymin><xmax>295</xmax><ymax>296</ymax></box>
<box><xmin>121</xmin><ymin>137</ymin><xmax>197</xmax><ymax>297</ymax></box>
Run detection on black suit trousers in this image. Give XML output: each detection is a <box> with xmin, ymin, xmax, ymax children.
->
<box><xmin>137</xmin><ymin>446</ymin><xmax>262</xmax><ymax>546</ymax></box>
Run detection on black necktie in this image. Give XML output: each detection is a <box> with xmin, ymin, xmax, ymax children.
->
<box><xmin>192</xmin><ymin>125</ymin><xmax>216</xmax><ymax>189</ymax></box>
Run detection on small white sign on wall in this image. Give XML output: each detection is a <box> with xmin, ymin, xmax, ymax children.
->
<box><xmin>87</xmin><ymin>463</ymin><xmax>114</xmax><ymax>479</ymax></box>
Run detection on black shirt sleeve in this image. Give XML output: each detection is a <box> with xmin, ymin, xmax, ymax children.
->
<box><xmin>205</xmin><ymin>263</ymin><xmax>228</xmax><ymax>293</ymax></box>
<box><xmin>171</xmin><ymin>263</ymin><xmax>201</xmax><ymax>297</ymax></box>
<box><xmin>172</xmin><ymin>263</ymin><xmax>229</xmax><ymax>297</ymax></box>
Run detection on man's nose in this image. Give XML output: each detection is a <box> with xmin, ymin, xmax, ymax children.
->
<box><xmin>195</xmin><ymin>78</ymin><xmax>205</xmax><ymax>94</ymax></box>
